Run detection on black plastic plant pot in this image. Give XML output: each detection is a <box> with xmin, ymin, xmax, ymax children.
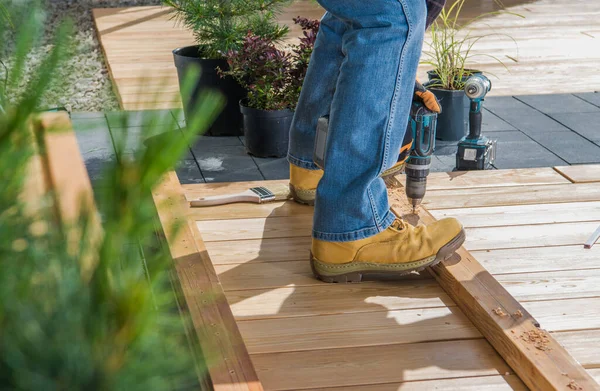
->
<box><xmin>173</xmin><ymin>45</ymin><xmax>246</xmax><ymax>136</ymax></box>
<box><xmin>240</xmin><ymin>101</ymin><xmax>293</xmax><ymax>158</ymax></box>
<box><xmin>429</xmin><ymin>88</ymin><xmax>470</xmax><ymax>141</ymax></box>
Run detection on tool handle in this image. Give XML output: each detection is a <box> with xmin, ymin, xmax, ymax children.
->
<box><xmin>189</xmin><ymin>190</ymin><xmax>259</xmax><ymax>207</ymax></box>
<box><xmin>468</xmin><ymin>105</ymin><xmax>482</xmax><ymax>139</ymax></box>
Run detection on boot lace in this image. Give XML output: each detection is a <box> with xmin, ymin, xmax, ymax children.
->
<box><xmin>391</xmin><ymin>219</ymin><xmax>408</xmax><ymax>231</ymax></box>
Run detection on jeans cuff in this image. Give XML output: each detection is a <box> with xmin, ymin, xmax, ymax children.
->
<box><xmin>312</xmin><ymin>210</ymin><xmax>397</xmax><ymax>242</ymax></box>
<box><xmin>287</xmin><ymin>153</ymin><xmax>320</xmax><ymax>170</ymax></box>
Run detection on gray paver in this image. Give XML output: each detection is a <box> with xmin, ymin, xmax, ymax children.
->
<box><xmin>175</xmin><ymin>160</ymin><xmax>205</xmax><ymax>184</ymax></box>
<box><xmin>575</xmin><ymin>92</ymin><xmax>600</xmax><ymax>108</ymax></box>
<box><xmin>482</xmin><ymin>109</ymin><xmax>517</xmax><ymax>132</ymax></box>
<box><xmin>195</xmin><ymin>145</ymin><xmax>264</xmax><ymax>182</ymax></box>
<box><xmin>551</xmin><ymin>112</ymin><xmax>600</xmax><ymax>144</ymax></box>
<box><xmin>498</xmin><ymin>110</ymin><xmax>573</xmax><ymax>134</ymax></box>
<box><xmin>515</xmin><ymin>94</ymin><xmax>600</xmax><ymax>114</ymax></box>
<box><xmin>528</xmin><ymin>131</ymin><xmax>600</xmax><ymax>164</ymax></box>
<box><xmin>482</xmin><ymin>96</ymin><xmax>532</xmax><ymax>114</ymax></box>
<box><xmin>72</xmin><ymin>119</ymin><xmax>114</xmax><ymax>160</ymax></box>
<box><xmin>191</xmin><ymin>136</ymin><xmax>244</xmax><ymax>154</ymax></box>
<box><xmin>430</xmin><ymin>154</ymin><xmax>456</xmax><ymax>173</ymax></box>
<box><xmin>485</xmin><ymin>131</ymin><xmax>566</xmax><ymax>169</ymax></box>
<box><xmin>105</xmin><ymin>109</ymin><xmax>176</xmax><ymax>128</ymax></box>
<box><xmin>253</xmin><ymin>156</ymin><xmax>290</xmax><ymax>180</ymax></box>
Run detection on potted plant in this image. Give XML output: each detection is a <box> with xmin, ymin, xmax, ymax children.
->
<box><xmin>220</xmin><ymin>17</ymin><xmax>319</xmax><ymax>158</ymax></box>
<box><xmin>422</xmin><ymin>0</ymin><xmax>520</xmax><ymax>141</ymax></box>
<box><xmin>164</xmin><ymin>0</ymin><xmax>291</xmax><ymax>136</ymax></box>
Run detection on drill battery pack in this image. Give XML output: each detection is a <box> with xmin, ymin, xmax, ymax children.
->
<box><xmin>456</xmin><ymin>138</ymin><xmax>497</xmax><ymax>170</ymax></box>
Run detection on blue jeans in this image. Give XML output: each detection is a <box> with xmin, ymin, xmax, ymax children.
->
<box><xmin>288</xmin><ymin>0</ymin><xmax>426</xmax><ymax>242</ymax></box>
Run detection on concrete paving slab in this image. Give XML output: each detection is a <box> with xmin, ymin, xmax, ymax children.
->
<box><xmin>195</xmin><ymin>145</ymin><xmax>264</xmax><ymax>182</ymax></box>
<box><xmin>175</xmin><ymin>160</ymin><xmax>205</xmax><ymax>185</ymax></box>
<box><xmin>551</xmin><ymin>112</ymin><xmax>600</xmax><ymax>144</ymax></box>
<box><xmin>190</xmin><ymin>135</ymin><xmax>243</xmax><ymax>154</ymax></box>
<box><xmin>485</xmin><ymin>131</ymin><xmax>566</xmax><ymax>169</ymax></box>
<box><xmin>252</xmin><ymin>156</ymin><xmax>290</xmax><ymax>180</ymax></box>
<box><xmin>105</xmin><ymin>109</ymin><xmax>176</xmax><ymax>128</ymax></box>
<box><xmin>482</xmin><ymin>109</ymin><xmax>517</xmax><ymax>132</ymax></box>
<box><xmin>528</xmin><ymin>131</ymin><xmax>600</xmax><ymax>165</ymax></box>
<box><xmin>515</xmin><ymin>94</ymin><xmax>600</xmax><ymax>114</ymax></box>
<box><xmin>482</xmin><ymin>96</ymin><xmax>532</xmax><ymax>114</ymax></box>
<box><xmin>575</xmin><ymin>92</ymin><xmax>600</xmax><ymax>108</ymax></box>
<box><xmin>499</xmin><ymin>110</ymin><xmax>573</xmax><ymax>134</ymax></box>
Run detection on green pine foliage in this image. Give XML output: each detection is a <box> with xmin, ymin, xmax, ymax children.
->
<box><xmin>0</xmin><ymin>2</ymin><xmax>225</xmax><ymax>389</ymax></box>
<box><xmin>163</xmin><ymin>0</ymin><xmax>292</xmax><ymax>59</ymax></box>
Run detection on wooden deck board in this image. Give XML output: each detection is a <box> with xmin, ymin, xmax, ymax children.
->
<box><xmin>168</xmin><ymin>165</ymin><xmax>600</xmax><ymax>390</ymax></box>
<box><xmin>94</xmin><ymin>1</ymin><xmax>600</xmax><ymax>110</ymax></box>
<box><xmin>555</xmin><ymin>165</ymin><xmax>600</xmax><ymax>183</ymax></box>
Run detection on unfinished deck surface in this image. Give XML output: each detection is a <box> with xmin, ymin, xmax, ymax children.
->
<box><xmin>93</xmin><ymin>0</ymin><xmax>600</xmax><ymax>110</ymax></box>
<box><xmin>178</xmin><ymin>166</ymin><xmax>600</xmax><ymax>390</ymax></box>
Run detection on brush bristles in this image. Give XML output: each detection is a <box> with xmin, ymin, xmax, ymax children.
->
<box><xmin>269</xmin><ymin>183</ymin><xmax>293</xmax><ymax>201</ymax></box>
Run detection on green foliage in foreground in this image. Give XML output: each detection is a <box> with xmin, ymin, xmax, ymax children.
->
<box><xmin>0</xmin><ymin>3</ymin><xmax>225</xmax><ymax>389</ymax></box>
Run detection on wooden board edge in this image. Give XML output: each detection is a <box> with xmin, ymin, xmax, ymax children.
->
<box><xmin>32</xmin><ymin>113</ymin><xmax>104</xmax><ymax>272</ymax></box>
<box><xmin>152</xmin><ymin>171</ymin><xmax>263</xmax><ymax>391</ymax></box>
<box><xmin>554</xmin><ymin>165</ymin><xmax>600</xmax><ymax>184</ymax></box>
<box><xmin>92</xmin><ymin>8</ymin><xmax>125</xmax><ymax>109</ymax></box>
<box><xmin>387</xmin><ymin>183</ymin><xmax>600</xmax><ymax>391</ymax></box>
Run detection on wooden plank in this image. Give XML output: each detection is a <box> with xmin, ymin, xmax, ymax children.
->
<box><xmin>152</xmin><ymin>172</ymin><xmax>263</xmax><ymax>391</ymax></box>
<box><xmin>226</xmin><ymin>281</ymin><xmax>453</xmax><ymax>320</ymax></box>
<box><xmin>473</xmin><ymin>245</ymin><xmax>600</xmax><ymax>275</ymax></box>
<box><xmin>215</xmin><ymin>258</ymin><xmax>600</xmax><ymax>304</ymax></box>
<box><xmin>197</xmin><ymin>216</ymin><xmax>598</xmax><ymax>250</ymax></box>
<box><xmin>188</xmin><ymin>200</ymin><xmax>312</xmax><ymax>221</ymax></box>
<box><xmin>310</xmin><ymin>375</ymin><xmax>527</xmax><ymax>391</ymax></box>
<box><xmin>237</xmin><ymin>306</ymin><xmax>480</xmax><ymax>354</ymax></box>
<box><xmin>465</xmin><ymin>221</ymin><xmax>599</xmax><ymax>251</ymax></box>
<box><xmin>32</xmin><ymin>113</ymin><xmax>103</xmax><ymax>273</ymax></box>
<box><xmin>553</xmin><ymin>329</ymin><xmax>600</xmax><ymax>368</ymax></box>
<box><xmin>524</xmin><ymin>297</ymin><xmax>600</xmax><ymax>332</ymax></box>
<box><xmin>423</xmin><ymin>182</ymin><xmax>600</xmax><ymax>209</ymax></box>
<box><xmin>386</xmin><ymin>181</ymin><xmax>600</xmax><ymax>391</ymax></box>
<box><xmin>432</xmin><ymin>201</ymin><xmax>600</xmax><ymax>228</ymax></box>
<box><xmin>205</xmin><ymin>237</ymin><xmax>311</xmax><ymax>265</ymax></box>
<box><xmin>555</xmin><ymin>165</ymin><xmax>600</xmax><ymax>183</ymax></box>
<box><xmin>252</xmin><ymin>339</ymin><xmax>511</xmax><ymax>390</ymax></box>
<box><xmin>197</xmin><ymin>215</ymin><xmax>311</xmax><ymax>242</ymax></box>
<box><xmin>426</xmin><ymin>167</ymin><xmax>570</xmax><ymax>191</ymax></box>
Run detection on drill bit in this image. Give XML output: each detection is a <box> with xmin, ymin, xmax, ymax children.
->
<box><xmin>410</xmin><ymin>198</ymin><xmax>422</xmax><ymax>215</ymax></box>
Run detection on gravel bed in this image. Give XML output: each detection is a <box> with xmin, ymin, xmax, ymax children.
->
<box><xmin>7</xmin><ymin>0</ymin><xmax>164</xmax><ymax>112</ymax></box>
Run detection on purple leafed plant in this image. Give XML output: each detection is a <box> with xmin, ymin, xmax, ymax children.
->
<box><xmin>220</xmin><ymin>17</ymin><xmax>320</xmax><ymax>111</ymax></box>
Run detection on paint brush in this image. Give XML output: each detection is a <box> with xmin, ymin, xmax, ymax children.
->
<box><xmin>188</xmin><ymin>183</ymin><xmax>291</xmax><ymax>207</ymax></box>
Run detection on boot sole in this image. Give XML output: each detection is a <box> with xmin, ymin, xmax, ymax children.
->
<box><xmin>310</xmin><ymin>228</ymin><xmax>466</xmax><ymax>283</ymax></box>
<box><xmin>289</xmin><ymin>184</ymin><xmax>315</xmax><ymax>206</ymax></box>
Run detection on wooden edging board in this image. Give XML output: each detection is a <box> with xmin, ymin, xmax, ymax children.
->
<box><xmin>152</xmin><ymin>172</ymin><xmax>263</xmax><ymax>391</ymax></box>
<box><xmin>386</xmin><ymin>178</ymin><xmax>600</xmax><ymax>391</ymax></box>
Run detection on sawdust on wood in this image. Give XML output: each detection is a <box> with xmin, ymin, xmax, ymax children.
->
<box><xmin>567</xmin><ymin>380</ymin><xmax>583</xmax><ymax>390</ymax></box>
<box><xmin>492</xmin><ymin>307</ymin><xmax>508</xmax><ymax>317</ymax></box>
<box><xmin>514</xmin><ymin>310</ymin><xmax>523</xmax><ymax>318</ymax></box>
<box><xmin>520</xmin><ymin>329</ymin><xmax>552</xmax><ymax>351</ymax></box>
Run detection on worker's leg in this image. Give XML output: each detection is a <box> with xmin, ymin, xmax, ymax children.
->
<box><xmin>313</xmin><ymin>0</ymin><xmax>426</xmax><ymax>241</ymax></box>
<box><xmin>287</xmin><ymin>12</ymin><xmax>346</xmax><ymax>172</ymax></box>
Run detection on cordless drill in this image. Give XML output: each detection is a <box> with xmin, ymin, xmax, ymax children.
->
<box><xmin>456</xmin><ymin>74</ymin><xmax>496</xmax><ymax>170</ymax></box>
<box><xmin>404</xmin><ymin>102</ymin><xmax>438</xmax><ymax>213</ymax></box>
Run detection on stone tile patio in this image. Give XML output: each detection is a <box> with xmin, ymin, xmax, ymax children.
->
<box><xmin>71</xmin><ymin>92</ymin><xmax>600</xmax><ymax>185</ymax></box>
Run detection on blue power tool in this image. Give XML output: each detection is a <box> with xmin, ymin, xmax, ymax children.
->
<box><xmin>456</xmin><ymin>74</ymin><xmax>497</xmax><ymax>170</ymax></box>
<box><xmin>404</xmin><ymin>102</ymin><xmax>438</xmax><ymax>212</ymax></box>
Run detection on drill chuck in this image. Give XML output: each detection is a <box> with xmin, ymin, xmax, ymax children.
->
<box><xmin>405</xmin><ymin>156</ymin><xmax>431</xmax><ymax>209</ymax></box>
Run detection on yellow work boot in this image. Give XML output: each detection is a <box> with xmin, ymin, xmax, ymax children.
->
<box><xmin>310</xmin><ymin>217</ymin><xmax>465</xmax><ymax>283</ymax></box>
<box><xmin>289</xmin><ymin>164</ymin><xmax>324</xmax><ymax>205</ymax></box>
<box><xmin>289</xmin><ymin>142</ymin><xmax>412</xmax><ymax>205</ymax></box>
